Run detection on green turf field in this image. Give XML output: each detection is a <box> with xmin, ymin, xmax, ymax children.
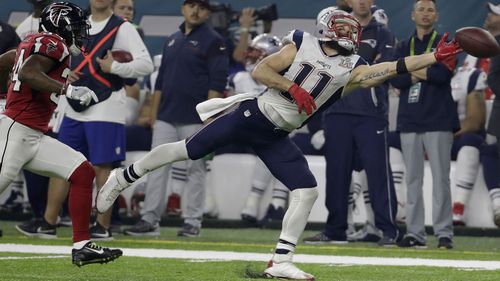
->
<box><xmin>1</xmin><ymin>221</ymin><xmax>499</xmax><ymax>281</ymax></box>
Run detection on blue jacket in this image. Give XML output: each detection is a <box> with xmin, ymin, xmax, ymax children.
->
<box><xmin>155</xmin><ymin>22</ymin><xmax>229</xmax><ymax>124</ymax></box>
<box><xmin>327</xmin><ymin>18</ymin><xmax>395</xmax><ymax>120</ymax></box>
<box><xmin>390</xmin><ymin>30</ymin><xmax>459</xmax><ymax>133</ymax></box>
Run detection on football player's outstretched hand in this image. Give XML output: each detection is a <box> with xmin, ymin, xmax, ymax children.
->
<box><xmin>288</xmin><ymin>83</ymin><xmax>316</xmax><ymax>116</ymax></box>
<box><xmin>65</xmin><ymin>84</ymin><xmax>98</xmax><ymax>106</ymax></box>
<box><xmin>434</xmin><ymin>32</ymin><xmax>462</xmax><ymax>62</ymax></box>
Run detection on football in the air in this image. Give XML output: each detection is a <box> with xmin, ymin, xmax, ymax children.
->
<box><xmin>111</xmin><ymin>50</ymin><xmax>133</xmax><ymax>62</ymax></box>
<box><xmin>455</xmin><ymin>27</ymin><xmax>500</xmax><ymax>58</ymax></box>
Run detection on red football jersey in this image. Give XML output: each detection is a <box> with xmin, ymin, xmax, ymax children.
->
<box><xmin>4</xmin><ymin>32</ymin><xmax>70</xmax><ymax>132</ymax></box>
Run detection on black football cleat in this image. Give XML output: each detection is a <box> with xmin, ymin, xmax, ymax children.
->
<box><xmin>72</xmin><ymin>241</ymin><xmax>123</xmax><ymax>267</ymax></box>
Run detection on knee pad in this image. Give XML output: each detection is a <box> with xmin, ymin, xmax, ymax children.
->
<box><xmin>289</xmin><ymin>187</ymin><xmax>318</xmax><ymax>207</ymax></box>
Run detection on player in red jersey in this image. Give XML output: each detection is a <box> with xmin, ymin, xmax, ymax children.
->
<box><xmin>0</xmin><ymin>2</ymin><xmax>122</xmax><ymax>266</ymax></box>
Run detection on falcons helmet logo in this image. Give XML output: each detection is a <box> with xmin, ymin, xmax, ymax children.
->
<box><xmin>48</xmin><ymin>4</ymin><xmax>72</xmax><ymax>27</ymax></box>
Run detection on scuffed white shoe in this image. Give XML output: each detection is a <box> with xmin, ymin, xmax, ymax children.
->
<box><xmin>96</xmin><ymin>168</ymin><xmax>130</xmax><ymax>213</ymax></box>
<box><xmin>264</xmin><ymin>260</ymin><xmax>315</xmax><ymax>280</ymax></box>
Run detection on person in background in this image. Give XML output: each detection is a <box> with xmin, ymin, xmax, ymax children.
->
<box><xmin>391</xmin><ymin>0</ymin><xmax>458</xmax><ymax>250</ymax></box>
<box><xmin>112</xmin><ymin>0</ymin><xmax>146</xmax><ymax>126</ymax></box>
<box><xmin>450</xmin><ymin>55</ymin><xmax>487</xmax><ymax>226</ymax></box>
<box><xmin>122</xmin><ymin>0</ymin><xmax>228</xmax><ymax>238</ymax></box>
<box><xmin>0</xmin><ymin>1</ymin><xmax>122</xmax><ymax>266</ymax></box>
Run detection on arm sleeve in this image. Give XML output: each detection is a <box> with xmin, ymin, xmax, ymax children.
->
<box><xmin>110</xmin><ymin>22</ymin><xmax>154</xmax><ymax>78</ymax></box>
<box><xmin>206</xmin><ymin>36</ymin><xmax>229</xmax><ymax>93</ymax></box>
<box><xmin>389</xmin><ymin>41</ymin><xmax>412</xmax><ymax>89</ymax></box>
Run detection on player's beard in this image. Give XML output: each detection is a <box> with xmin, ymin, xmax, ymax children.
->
<box><xmin>323</xmin><ymin>40</ymin><xmax>352</xmax><ymax>56</ymax></box>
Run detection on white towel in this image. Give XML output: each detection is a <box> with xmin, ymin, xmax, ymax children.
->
<box><xmin>196</xmin><ymin>92</ymin><xmax>260</xmax><ymax>122</ymax></box>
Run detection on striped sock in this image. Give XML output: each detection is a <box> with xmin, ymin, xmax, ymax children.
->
<box><xmin>275</xmin><ymin>239</ymin><xmax>296</xmax><ymax>255</ymax></box>
<box><xmin>123</xmin><ymin>164</ymin><xmax>141</xmax><ymax>184</ymax></box>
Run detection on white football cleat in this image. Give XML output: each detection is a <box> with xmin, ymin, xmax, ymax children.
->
<box><xmin>96</xmin><ymin>168</ymin><xmax>130</xmax><ymax>213</ymax></box>
<box><xmin>264</xmin><ymin>260</ymin><xmax>315</xmax><ymax>281</ymax></box>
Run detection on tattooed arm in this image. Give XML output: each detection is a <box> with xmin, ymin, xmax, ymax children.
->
<box><xmin>343</xmin><ymin>52</ymin><xmax>436</xmax><ymax>95</ymax></box>
<box><xmin>344</xmin><ymin>33</ymin><xmax>461</xmax><ymax>95</ymax></box>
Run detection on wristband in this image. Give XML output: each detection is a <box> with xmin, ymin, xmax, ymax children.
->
<box><xmin>396</xmin><ymin>58</ymin><xmax>408</xmax><ymax>74</ymax></box>
<box><xmin>239</xmin><ymin>27</ymin><xmax>249</xmax><ymax>33</ymax></box>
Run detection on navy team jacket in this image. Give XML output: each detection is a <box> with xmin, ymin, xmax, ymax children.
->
<box><xmin>155</xmin><ymin>22</ymin><xmax>229</xmax><ymax>124</ymax></box>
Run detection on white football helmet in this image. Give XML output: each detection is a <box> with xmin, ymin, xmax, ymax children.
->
<box><xmin>245</xmin><ymin>33</ymin><xmax>283</xmax><ymax>72</ymax></box>
<box><xmin>315</xmin><ymin>6</ymin><xmax>337</xmax><ymax>37</ymax></box>
<box><xmin>315</xmin><ymin>9</ymin><xmax>362</xmax><ymax>54</ymax></box>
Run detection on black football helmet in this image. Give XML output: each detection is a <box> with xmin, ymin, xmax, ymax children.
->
<box><xmin>39</xmin><ymin>2</ymin><xmax>90</xmax><ymax>56</ymax></box>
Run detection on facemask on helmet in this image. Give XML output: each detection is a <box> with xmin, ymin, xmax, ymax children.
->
<box><xmin>39</xmin><ymin>2</ymin><xmax>90</xmax><ymax>56</ymax></box>
<box><xmin>315</xmin><ymin>9</ymin><xmax>362</xmax><ymax>54</ymax></box>
<box><xmin>244</xmin><ymin>33</ymin><xmax>283</xmax><ymax>72</ymax></box>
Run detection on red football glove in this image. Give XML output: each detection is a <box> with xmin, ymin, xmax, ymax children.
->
<box><xmin>440</xmin><ymin>54</ymin><xmax>457</xmax><ymax>72</ymax></box>
<box><xmin>434</xmin><ymin>32</ymin><xmax>462</xmax><ymax>62</ymax></box>
<box><xmin>288</xmin><ymin>83</ymin><xmax>317</xmax><ymax>115</ymax></box>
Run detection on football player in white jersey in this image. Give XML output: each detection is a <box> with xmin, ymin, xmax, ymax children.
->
<box><xmin>96</xmin><ymin>10</ymin><xmax>461</xmax><ymax>280</ymax></box>
<box><xmin>450</xmin><ymin>55</ymin><xmax>488</xmax><ymax>225</ymax></box>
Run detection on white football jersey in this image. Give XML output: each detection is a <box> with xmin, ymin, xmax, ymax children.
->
<box><xmin>257</xmin><ymin>30</ymin><xmax>364</xmax><ymax>131</ymax></box>
<box><xmin>451</xmin><ymin>66</ymin><xmax>487</xmax><ymax>121</ymax></box>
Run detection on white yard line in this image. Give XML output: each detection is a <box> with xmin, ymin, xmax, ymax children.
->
<box><xmin>0</xmin><ymin>255</ymin><xmax>67</xmax><ymax>260</ymax></box>
<box><xmin>1</xmin><ymin>243</ymin><xmax>499</xmax><ymax>270</ymax></box>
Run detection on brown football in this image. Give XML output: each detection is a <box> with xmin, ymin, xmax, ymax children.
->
<box><xmin>455</xmin><ymin>27</ymin><xmax>500</xmax><ymax>58</ymax></box>
<box><xmin>111</xmin><ymin>50</ymin><xmax>133</xmax><ymax>62</ymax></box>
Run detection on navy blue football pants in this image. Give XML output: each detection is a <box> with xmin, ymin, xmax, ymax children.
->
<box><xmin>186</xmin><ymin>99</ymin><xmax>317</xmax><ymax>190</ymax></box>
